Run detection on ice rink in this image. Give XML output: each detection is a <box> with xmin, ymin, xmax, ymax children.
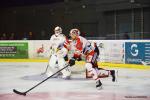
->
<box><xmin>0</xmin><ymin>62</ymin><xmax>150</xmax><ymax>100</ymax></box>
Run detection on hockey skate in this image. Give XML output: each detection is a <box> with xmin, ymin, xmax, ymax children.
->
<box><xmin>62</xmin><ymin>75</ymin><xmax>71</xmax><ymax>80</ymax></box>
<box><xmin>61</xmin><ymin>67</ymin><xmax>71</xmax><ymax>80</ymax></box>
<box><xmin>110</xmin><ymin>70</ymin><xmax>116</xmax><ymax>82</ymax></box>
<box><xmin>96</xmin><ymin>80</ymin><xmax>102</xmax><ymax>90</ymax></box>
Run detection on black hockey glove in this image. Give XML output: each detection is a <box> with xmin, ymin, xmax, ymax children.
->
<box><xmin>68</xmin><ymin>58</ymin><xmax>75</xmax><ymax>66</ymax></box>
<box><xmin>76</xmin><ymin>57</ymin><xmax>82</xmax><ymax>61</ymax></box>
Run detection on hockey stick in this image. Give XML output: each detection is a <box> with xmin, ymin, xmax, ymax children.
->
<box><xmin>141</xmin><ymin>61</ymin><xmax>150</xmax><ymax>66</ymax></box>
<box><xmin>13</xmin><ymin>63</ymin><xmax>70</xmax><ymax>96</ymax></box>
<box><xmin>41</xmin><ymin>47</ymin><xmax>61</xmax><ymax>75</ymax></box>
<box><xmin>41</xmin><ymin>49</ymin><xmax>53</xmax><ymax>75</ymax></box>
<box><xmin>41</xmin><ymin>47</ymin><xmax>64</xmax><ymax>75</ymax></box>
<box><xmin>40</xmin><ymin>64</ymin><xmax>49</xmax><ymax>75</ymax></box>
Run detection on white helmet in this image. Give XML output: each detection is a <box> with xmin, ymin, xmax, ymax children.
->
<box><xmin>54</xmin><ymin>26</ymin><xmax>62</xmax><ymax>36</ymax></box>
<box><xmin>69</xmin><ymin>28</ymin><xmax>80</xmax><ymax>36</ymax></box>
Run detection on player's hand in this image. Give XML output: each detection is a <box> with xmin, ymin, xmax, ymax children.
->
<box><xmin>76</xmin><ymin>57</ymin><xmax>82</xmax><ymax>61</ymax></box>
<box><xmin>68</xmin><ymin>58</ymin><xmax>75</xmax><ymax>66</ymax></box>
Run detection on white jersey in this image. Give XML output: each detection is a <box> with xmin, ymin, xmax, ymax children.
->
<box><xmin>69</xmin><ymin>36</ymin><xmax>91</xmax><ymax>58</ymax></box>
<box><xmin>49</xmin><ymin>34</ymin><xmax>66</xmax><ymax>52</ymax></box>
<box><xmin>70</xmin><ymin>36</ymin><xmax>90</xmax><ymax>51</ymax></box>
<box><xmin>78</xmin><ymin>36</ymin><xmax>91</xmax><ymax>49</ymax></box>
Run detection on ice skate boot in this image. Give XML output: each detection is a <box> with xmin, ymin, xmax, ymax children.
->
<box><xmin>110</xmin><ymin>70</ymin><xmax>116</xmax><ymax>82</ymax></box>
<box><xmin>96</xmin><ymin>80</ymin><xmax>102</xmax><ymax>90</ymax></box>
<box><xmin>62</xmin><ymin>75</ymin><xmax>71</xmax><ymax>80</ymax></box>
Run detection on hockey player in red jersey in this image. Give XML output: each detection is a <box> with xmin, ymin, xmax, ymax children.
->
<box><xmin>68</xmin><ymin>28</ymin><xmax>116</xmax><ymax>89</ymax></box>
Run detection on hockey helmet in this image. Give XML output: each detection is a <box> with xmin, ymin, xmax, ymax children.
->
<box><xmin>54</xmin><ymin>26</ymin><xmax>62</xmax><ymax>36</ymax></box>
<box><xmin>69</xmin><ymin>28</ymin><xmax>80</xmax><ymax>36</ymax></box>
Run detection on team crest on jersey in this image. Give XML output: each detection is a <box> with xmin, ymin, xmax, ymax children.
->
<box><xmin>53</xmin><ymin>38</ymin><xmax>60</xmax><ymax>41</ymax></box>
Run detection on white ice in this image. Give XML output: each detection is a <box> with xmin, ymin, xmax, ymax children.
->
<box><xmin>0</xmin><ymin>62</ymin><xmax>150</xmax><ymax>100</ymax></box>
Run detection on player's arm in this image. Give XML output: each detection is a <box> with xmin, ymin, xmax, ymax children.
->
<box><xmin>72</xmin><ymin>38</ymin><xmax>82</xmax><ymax>60</ymax></box>
<box><xmin>49</xmin><ymin>35</ymin><xmax>54</xmax><ymax>49</ymax></box>
<box><xmin>63</xmin><ymin>36</ymin><xmax>71</xmax><ymax>50</ymax></box>
<box><xmin>48</xmin><ymin>35</ymin><xmax>55</xmax><ymax>55</ymax></box>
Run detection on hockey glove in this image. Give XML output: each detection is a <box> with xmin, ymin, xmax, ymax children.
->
<box><xmin>68</xmin><ymin>58</ymin><xmax>75</xmax><ymax>66</ymax></box>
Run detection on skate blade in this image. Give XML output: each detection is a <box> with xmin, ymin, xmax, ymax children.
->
<box><xmin>96</xmin><ymin>86</ymin><xmax>103</xmax><ymax>90</ymax></box>
<box><xmin>115</xmin><ymin>70</ymin><xmax>118</xmax><ymax>82</ymax></box>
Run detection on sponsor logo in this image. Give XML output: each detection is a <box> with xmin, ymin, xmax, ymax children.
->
<box><xmin>130</xmin><ymin>44</ymin><xmax>138</xmax><ymax>57</ymax></box>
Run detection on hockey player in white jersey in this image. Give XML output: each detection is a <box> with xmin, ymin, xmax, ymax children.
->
<box><xmin>46</xmin><ymin>26</ymin><xmax>71</xmax><ymax>79</ymax></box>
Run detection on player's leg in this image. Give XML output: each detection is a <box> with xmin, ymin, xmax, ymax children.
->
<box><xmin>46</xmin><ymin>54</ymin><xmax>58</xmax><ymax>76</ymax></box>
<box><xmin>96</xmin><ymin>67</ymin><xmax>116</xmax><ymax>82</ymax></box>
<box><xmin>93</xmin><ymin>51</ymin><xmax>116</xmax><ymax>82</ymax></box>
<box><xmin>86</xmin><ymin>53</ymin><xmax>102</xmax><ymax>78</ymax></box>
<box><xmin>86</xmin><ymin>66</ymin><xmax>113</xmax><ymax>80</ymax></box>
<box><xmin>57</xmin><ymin>48</ymin><xmax>71</xmax><ymax>79</ymax></box>
<box><xmin>85</xmin><ymin>63</ymin><xmax>102</xmax><ymax>89</ymax></box>
<box><xmin>58</xmin><ymin>58</ymin><xmax>71</xmax><ymax>79</ymax></box>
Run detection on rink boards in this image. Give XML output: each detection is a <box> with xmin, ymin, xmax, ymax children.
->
<box><xmin>0</xmin><ymin>40</ymin><xmax>150</xmax><ymax>66</ymax></box>
<box><xmin>0</xmin><ymin>59</ymin><xmax>149</xmax><ymax>70</ymax></box>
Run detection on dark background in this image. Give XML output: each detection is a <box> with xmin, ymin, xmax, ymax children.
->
<box><xmin>0</xmin><ymin>0</ymin><xmax>150</xmax><ymax>40</ymax></box>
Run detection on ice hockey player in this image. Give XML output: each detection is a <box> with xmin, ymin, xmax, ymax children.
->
<box><xmin>46</xmin><ymin>26</ymin><xmax>71</xmax><ymax>79</ymax></box>
<box><xmin>86</xmin><ymin>41</ymin><xmax>116</xmax><ymax>82</ymax></box>
<box><xmin>68</xmin><ymin>28</ymin><xmax>116</xmax><ymax>89</ymax></box>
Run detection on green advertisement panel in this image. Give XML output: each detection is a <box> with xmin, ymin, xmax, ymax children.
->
<box><xmin>0</xmin><ymin>42</ymin><xmax>28</xmax><ymax>58</ymax></box>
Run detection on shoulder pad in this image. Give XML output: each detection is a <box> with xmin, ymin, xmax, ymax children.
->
<box><xmin>60</xmin><ymin>34</ymin><xmax>66</xmax><ymax>37</ymax></box>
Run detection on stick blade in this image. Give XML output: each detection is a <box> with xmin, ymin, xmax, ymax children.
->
<box><xmin>13</xmin><ymin>89</ymin><xmax>26</xmax><ymax>96</ymax></box>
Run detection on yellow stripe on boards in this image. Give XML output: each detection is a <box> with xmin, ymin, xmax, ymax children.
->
<box><xmin>0</xmin><ymin>59</ymin><xmax>48</xmax><ymax>62</ymax></box>
<box><xmin>0</xmin><ymin>59</ymin><xmax>149</xmax><ymax>70</ymax></box>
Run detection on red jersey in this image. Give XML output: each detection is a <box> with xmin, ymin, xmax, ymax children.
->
<box><xmin>70</xmin><ymin>36</ymin><xmax>93</xmax><ymax>59</ymax></box>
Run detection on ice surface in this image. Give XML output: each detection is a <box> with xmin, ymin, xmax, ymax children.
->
<box><xmin>0</xmin><ymin>62</ymin><xmax>150</xmax><ymax>100</ymax></box>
